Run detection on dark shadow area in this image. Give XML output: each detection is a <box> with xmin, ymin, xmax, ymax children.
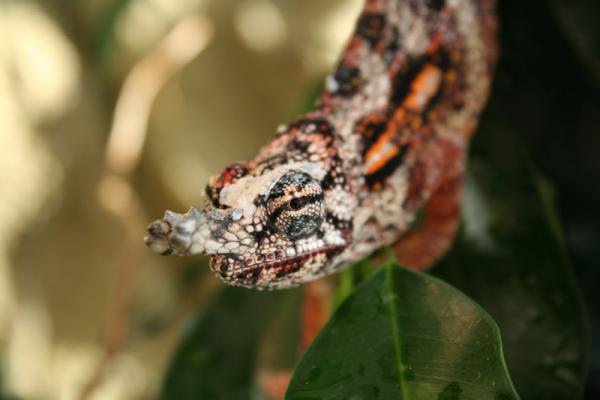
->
<box><xmin>495</xmin><ymin>1</ymin><xmax>600</xmax><ymax>397</ymax></box>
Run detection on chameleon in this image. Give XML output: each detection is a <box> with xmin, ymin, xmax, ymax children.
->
<box><xmin>145</xmin><ymin>0</ymin><xmax>498</xmax><ymax>289</ymax></box>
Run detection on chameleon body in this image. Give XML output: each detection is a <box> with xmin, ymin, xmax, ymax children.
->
<box><xmin>145</xmin><ymin>0</ymin><xmax>498</xmax><ymax>289</ymax></box>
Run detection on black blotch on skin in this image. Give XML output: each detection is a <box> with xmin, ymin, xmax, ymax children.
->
<box><xmin>390</xmin><ymin>58</ymin><xmax>427</xmax><ymax>106</ymax></box>
<box><xmin>355</xmin><ymin>116</ymin><xmax>388</xmax><ymax>158</ymax></box>
<box><xmin>356</xmin><ymin>13</ymin><xmax>386</xmax><ymax>45</ymax></box>
<box><xmin>315</xmin><ymin>119</ymin><xmax>336</xmax><ymax>137</ymax></box>
<box><xmin>384</xmin><ymin>26</ymin><xmax>401</xmax><ymax>62</ymax></box>
<box><xmin>287</xmin><ymin>140</ymin><xmax>310</xmax><ymax>154</ymax></box>
<box><xmin>251</xmin><ymin>227</ymin><xmax>271</xmax><ymax>245</ymax></box>
<box><xmin>428</xmin><ymin>0</ymin><xmax>446</xmax><ymax>11</ymax></box>
<box><xmin>432</xmin><ymin>49</ymin><xmax>452</xmax><ymax>72</ymax></box>
<box><xmin>219</xmin><ymin>263</ymin><xmax>230</xmax><ymax>273</ymax></box>
<box><xmin>280</xmin><ymin>117</ymin><xmax>339</xmax><ymax>167</ymax></box>
<box><xmin>316</xmin><ymin>228</ymin><xmax>325</xmax><ymax>239</ymax></box>
<box><xmin>287</xmin><ymin>117</ymin><xmax>336</xmax><ymax>138</ymax></box>
<box><xmin>321</xmin><ymin>171</ymin><xmax>345</xmax><ymax>190</ymax></box>
<box><xmin>333</xmin><ymin>64</ymin><xmax>363</xmax><ymax>97</ymax></box>
<box><xmin>321</xmin><ymin>157</ymin><xmax>345</xmax><ymax>190</ymax></box>
<box><xmin>205</xmin><ymin>185</ymin><xmax>215</xmax><ymax>206</ymax></box>
<box><xmin>325</xmin><ymin>212</ymin><xmax>352</xmax><ymax>231</ymax></box>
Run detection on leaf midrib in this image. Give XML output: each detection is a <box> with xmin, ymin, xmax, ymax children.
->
<box><xmin>385</xmin><ymin>265</ymin><xmax>411</xmax><ymax>399</ymax></box>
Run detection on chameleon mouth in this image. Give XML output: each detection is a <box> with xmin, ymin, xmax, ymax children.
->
<box><xmin>211</xmin><ymin>244</ymin><xmax>347</xmax><ymax>285</ymax></box>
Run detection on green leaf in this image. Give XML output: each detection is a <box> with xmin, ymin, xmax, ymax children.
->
<box><xmin>286</xmin><ymin>263</ymin><xmax>519</xmax><ymax>400</ymax></box>
<box><xmin>432</xmin><ymin>108</ymin><xmax>590</xmax><ymax>399</ymax></box>
<box><xmin>158</xmin><ymin>286</ymin><xmax>277</xmax><ymax>400</ymax></box>
<box><xmin>158</xmin><ymin>284</ymin><xmax>304</xmax><ymax>400</ymax></box>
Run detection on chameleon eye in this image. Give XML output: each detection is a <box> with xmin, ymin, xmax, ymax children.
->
<box><xmin>267</xmin><ymin>171</ymin><xmax>325</xmax><ymax>240</ymax></box>
<box><xmin>289</xmin><ymin>198</ymin><xmax>302</xmax><ymax>210</ymax></box>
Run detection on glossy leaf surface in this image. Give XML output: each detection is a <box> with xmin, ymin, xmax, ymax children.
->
<box><xmin>286</xmin><ymin>263</ymin><xmax>519</xmax><ymax>400</ymax></box>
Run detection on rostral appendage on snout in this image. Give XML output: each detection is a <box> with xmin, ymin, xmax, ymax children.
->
<box><xmin>144</xmin><ymin>207</ymin><xmax>244</xmax><ymax>257</ymax></box>
<box><xmin>144</xmin><ymin>208</ymin><xmax>206</xmax><ymax>256</ymax></box>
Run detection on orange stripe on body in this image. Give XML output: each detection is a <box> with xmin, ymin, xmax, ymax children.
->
<box><xmin>364</xmin><ymin>109</ymin><xmax>406</xmax><ymax>174</ymax></box>
<box><xmin>364</xmin><ymin>56</ymin><xmax>442</xmax><ymax>176</ymax></box>
<box><xmin>403</xmin><ymin>64</ymin><xmax>442</xmax><ymax>112</ymax></box>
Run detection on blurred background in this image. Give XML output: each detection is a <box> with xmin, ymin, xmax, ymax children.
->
<box><xmin>0</xmin><ymin>0</ymin><xmax>598</xmax><ymax>399</ymax></box>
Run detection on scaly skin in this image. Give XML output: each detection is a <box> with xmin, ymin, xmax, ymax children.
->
<box><xmin>145</xmin><ymin>0</ymin><xmax>498</xmax><ymax>289</ymax></box>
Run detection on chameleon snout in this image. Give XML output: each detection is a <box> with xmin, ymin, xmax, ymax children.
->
<box><xmin>144</xmin><ymin>207</ymin><xmax>249</xmax><ymax>257</ymax></box>
<box><xmin>145</xmin><ymin>207</ymin><xmax>210</xmax><ymax>256</ymax></box>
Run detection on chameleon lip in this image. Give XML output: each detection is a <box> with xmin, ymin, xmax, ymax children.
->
<box><xmin>212</xmin><ymin>244</ymin><xmax>347</xmax><ymax>274</ymax></box>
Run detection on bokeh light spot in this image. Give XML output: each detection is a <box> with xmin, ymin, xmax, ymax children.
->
<box><xmin>234</xmin><ymin>0</ymin><xmax>287</xmax><ymax>52</ymax></box>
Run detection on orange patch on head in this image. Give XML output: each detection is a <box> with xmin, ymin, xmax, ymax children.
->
<box><xmin>403</xmin><ymin>64</ymin><xmax>442</xmax><ymax>112</ymax></box>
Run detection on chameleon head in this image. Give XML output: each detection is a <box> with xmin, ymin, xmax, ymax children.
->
<box><xmin>145</xmin><ymin>123</ymin><xmax>354</xmax><ymax>289</ymax></box>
